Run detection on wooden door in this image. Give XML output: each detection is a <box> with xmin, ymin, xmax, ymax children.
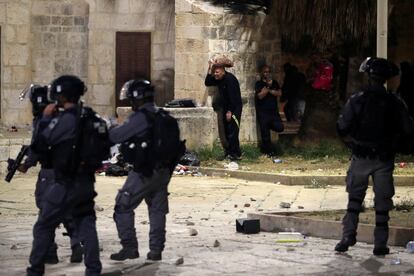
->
<box><xmin>115</xmin><ymin>32</ymin><xmax>151</xmax><ymax>107</ymax></box>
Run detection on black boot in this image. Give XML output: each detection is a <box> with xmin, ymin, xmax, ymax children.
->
<box><xmin>110</xmin><ymin>248</ymin><xmax>139</xmax><ymax>261</ymax></box>
<box><xmin>45</xmin><ymin>243</ymin><xmax>59</xmax><ymax>264</ymax></box>
<box><xmin>45</xmin><ymin>253</ymin><xmax>59</xmax><ymax>265</ymax></box>
<box><xmin>373</xmin><ymin>246</ymin><xmax>390</xmax><ymax>256</ymax></box>
<box><xmin>146</xmin><ymin>251</ymin><xmax>162</xmax><ymax>261</ymax></box>
<box><xmin>70</xmin><ymin>244</ymin><xmax>84</xmax><ymax>263</ymax></box>
<box><xmin>335</xmin><ymin>235</ymin><xmax>357</xmax><ymax>252</ymax></box>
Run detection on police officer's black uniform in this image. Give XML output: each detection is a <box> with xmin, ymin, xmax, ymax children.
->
<box><xmin>335</xmin><ymin>57</ymin><xmax>414</xmax><ymax>255</ymax></box>
<box><xmin>27</xmin><ymin>76</ymin><xmax>101</xmax><ymax>276</ymax></box>
<box><xmin>255</xmin><ymin>78</ymin><xmax>284</xmax><ymax>155</ymax></box>
<box><xmin>109</xmin><ymin>79</ymin><xmax>171</xmax><ymax>262</ymax></box>
<box><xmin>205</xmin><ymin>70</ymin><xmax>243</xmax><ymax>160</ymax></box>
<box><xmin>19</xmin><ymin>85</ymin><xmax>83</xmax><ymax>265</ymax></box>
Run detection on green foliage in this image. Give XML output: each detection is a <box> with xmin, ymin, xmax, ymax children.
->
<box><xmin>240</xmin><ymin>144</ymin><xmax>261</xmax><ymax>160</ymax></box>
<box><xmin>195</xmin><ymin>141</ymin><xmax>224</xmax><ymax>161</ymax></box>
<box><xmin>278</xmin><ymin>138</ymin><xmax>350</xmax><ymax>160</ymax></box>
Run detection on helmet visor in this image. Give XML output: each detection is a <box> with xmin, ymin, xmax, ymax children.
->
<box><xmin>119</xmin><ymin>83</ymin><xmax>129</xmax><ymax>101</ymax></box>
<box><xmin>19</xmin><ymin>84</ymin><xmax>34</xmax><ymax>101</ymax></box>
<box><xmin>359</xmin><ymin>57</ymin><xmax>372</xmax><ymax>73</ymax></box>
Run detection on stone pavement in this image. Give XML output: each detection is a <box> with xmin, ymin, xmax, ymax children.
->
<box><xmin>0</xmin><ymin>174</ymin><xmax>413</xmax><ymax>275</ymax></box>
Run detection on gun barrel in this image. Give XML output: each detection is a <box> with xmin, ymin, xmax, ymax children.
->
<box><xmin>4</xmin><ymin>145</ymin><xmax>29</xmax><ymax>183</ymax></box>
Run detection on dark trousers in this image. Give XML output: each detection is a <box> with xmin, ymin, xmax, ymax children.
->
<box><xmin>34</xmin><ymin>169</ymin><xmax>80</xmax><ymax>253</ymax></box>
<box><xmin>341</xmin><ymin>156</ymin><xmax>395</xmax><ymax>247</ymax></box>
<box><xmin>114</xmin><ymin>168</ymin><xmax>170</xmax><ymax>252</ymax></box>
<box><xmin>223</xmin><ymin>112</ymin><xmax>241</xmax><ymax>157</ymax></box>
<box><xmin>257</xmin><ymin>110</ymin><xmax>284</xmax><ymax>154</ymax></box>
<box><xmin>27</xmin><ymin>181</ymin><xmax>101</xmax><ymax>276</ymax></box>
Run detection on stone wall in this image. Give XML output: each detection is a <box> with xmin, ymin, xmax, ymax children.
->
<box><xmin>175</xmin><ymin>0</ymin><xmax>278</xmax><ymax>145</ymax></box>
<box><xmin>0</xmin><ymin>0</ymin><xmax>32</xmax><ymax>126</ymax></box>
<box><xmin>86</xmin><ymin>0</ymin><xmax>175</xmax><ymax>117</ymax></box>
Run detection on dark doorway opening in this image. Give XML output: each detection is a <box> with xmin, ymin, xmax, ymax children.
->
<box><xmin>115</xmin><ymin>32</ymin><xmax>151</xmax><ymax>108</ymax></box>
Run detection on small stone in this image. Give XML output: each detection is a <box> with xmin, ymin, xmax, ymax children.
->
<box><xmin>201</xmin><ymin>218</ymin><xmax>209</xmax><ymax>221</ymax></box>
<box><xmin>250</xmin><ymin>198</ymin><xmax>256</xmax><ymax>201</ymax></box>
<box><xmin>298</xmin><ymin>206</ymin><xmax>304</xmax><ymax>209</ymax></box>
<box><xmin>94</xmin><ymin>205</ymin><xmax>104</xmax><ymax>212</ymax></box>
<box><xmin>239</xmin><ymin>209</ymin><xmax>244</xmax><ymax>213</ymax></box>
<box><xmin>287</xmin><ymin>248</ymin><xmax>295</xmax><ymax>252</ymax></box>
<box><xmin>223</xmin><ymin>209</ymin><xmax>228</xmax><ymax>212</ymax></box>
<box><xmin>189</xmin><ymin>228</ymin><xmax>198</xmax><ymax>236</ymax></box>
<box><xmin>213</xmin><ymin>240</ymin><xmax>220</xmax><ymax>247</ymax></box>
<box><xmin>10</xmin><ymin>244</ymin><xmax>17</xmax><ymax>250</ymax></box>
<box><xmin>186</xmin><ymin>221</ymin><xmax>195</xmax><ymax>226</ymax></box>
<box><xmin>141</xmin><ymin>221</ymin><xmax>148</xmax><ymax>225</ymax></box>
<box><xmin>244</xmin><ymin>203</ymin><xmax>251</xmax><ymax>207</ymax></box>
<box><xmin>280</xmin><ymin>202</ymin><xmax>291</xmax><ymax>208</ymax></box>
<box><xmin>258</xmin><ymin>208</ymin><xmax>264</xmax><ymax>212</ymax></box>
<box><xmin>175</xmin><ymin>257</ymin><xmax>184</xmax><ymax>265</ymax></box>
<box><xmin>234</xmin><ymin>204</ymin><xmax>238</xmax><ymax>208</ymax></box>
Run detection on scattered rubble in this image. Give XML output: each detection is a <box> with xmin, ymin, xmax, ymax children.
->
<box><xmin>175</xmin><ymin>257</ymin><xmax>184</xmax><ymax>265</ymax></box>
<box><xmin>189</xmin><ymin>228</ymin><xmax>198</xmax><ymax>236</ymax></box>
<box><xmin>244</xmin><ymin>203</ymin><xmax>251</xmax><ymax>207</ymax></box>
<box><xmin>280</xmin><ymin>202</ymin><xmax>291</xmax><ymax>209</ymax></box>
<box><xmin>213</xmin><ymin>240</ymin><xmax>220</xmax><ymax>247</ymax></box>
<box><xmin>186</xmin><ymin>221</ymin><xmax>195</xmax><ymax>226</ymax></box>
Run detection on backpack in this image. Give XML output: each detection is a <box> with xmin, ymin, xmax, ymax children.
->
<box><xmin>76</xmin><ymin>107</ymin><xmax>111</xmax><ymax>171</ymax></box>
<box><xmin>144</xmin><ymin>108</ymin><xmax>186</xmax><ymax>170</ymax></box>
<box><xmin>312</xmin><ymin>61</ymin><xmax>334</xmax><ymax>91</ymax></box>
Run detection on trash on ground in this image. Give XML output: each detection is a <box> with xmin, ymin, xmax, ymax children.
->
<box><xmin>179</xmin><ymin>152</ymin><xmax>200</xmax><ymax>166</ymax></box>
<box><xmin>7</xmin><ymin>126</ymin><xmax>18</xmax><ymax>132</ymax></box>
<box><xmin>406</xmin><ymin>241</ymin><xmax>414</xmax><ymax>253</ymax></box>
<box><xmin>275</xmin><ymin>232</ymin><xmax>305</xmax><ymax>244</ymax></box>
<box><xmin>273</xmin><ymin>158</ymin><xmax>283</xmax><ymax>164</ymax></box>
<box><xmin>236</xmin><ymin>218</ymin><xmax>260</xmax><ymax>234</ymax></box>
<box><xmin>390</xmin><ymin>258</ymin><xmax>401</xmax><ymax>265</ymax></box>
<box><xmin>280</xmin><ymin>202</ymin><xmax>291</xmax><ymax>209</ymax></box>
<box><xmin>399</xmin><ymin>162</ymin><xmax>407</xmax><ymax>168</ymax></box>
<box><xmin>225</xmin><ymin>161</ymin><xmax>239</xmax><ymax>171</ymax></box>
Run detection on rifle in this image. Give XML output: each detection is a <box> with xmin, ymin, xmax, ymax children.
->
<box><xmin>5</xmin><ymin>145</ymin><xmax>29</xmax><ymax>183</ymax></box>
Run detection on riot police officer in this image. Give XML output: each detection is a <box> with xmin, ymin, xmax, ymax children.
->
<box><xmin>18</xmin><ymin>85</ymin><xmax>83</xmax><ymax>264</ymax></box>
<box><xmin>109</xmin><ymin>79</ymin><xmax>172</xmax><ymax>261</ymax></box>
<box><xmin>27</xmin><ymin>75</ymin><xmax>101</xmax><ymax>275</ymax></box>
<box><xmin>335</xmin><ymin>57</ymin><xmax>414</xmax><ymax>255</ymax></box>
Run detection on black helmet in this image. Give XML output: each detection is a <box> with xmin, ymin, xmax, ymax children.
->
<box><xmin>20</xmin><ymin>84</ymin><xmax>49</xmax><ymax>116</ymax></box>
<box><xmin>119</xmin><ymin>79</ymin><xmax>154</xmax><ymax>101</ymax></box>
<box><xmin>48</xmin><ymin>75</ymin><xmax>86</xmax><ymax>103</ymax></box>
<box><xmin>359</xmin><ymin>57</ymin><xmax>399</xmax><ymax>81</ymax></box>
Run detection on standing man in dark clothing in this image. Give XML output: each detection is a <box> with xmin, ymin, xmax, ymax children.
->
<box><xmin>27</xmin><ymin>75</ymin><xmax>102</xmax><ymax>276</ymax></box>
<box><xmin>18</xmin><ymin>85</ymin><xmax>83</xmax><ymax>265</ymax></box>
<box><xmin>335</xmin><ymin>57</ymin><xmax>414</xmax><ymax>256</ymax></box>
<box><xmin>255</xmin><ymin>65</ymin><xmax>284</xmax><ymax>156</ymax></box>
<box><xmin>110</xmin><ymin>79</ymin><xmax>178</xmax><ymax>262</ymax></box>
<box><xmin>205</xmin><ymin>62</ymin><xmax>243</xmax><ymax>160</ymax></box>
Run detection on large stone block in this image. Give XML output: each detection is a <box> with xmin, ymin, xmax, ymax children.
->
<box><xmin>97</xmin><ymin>65</ymin><xmax>114</xmax><ymax>83</ymax></box>
<box><xmin>176</xmin><ymin>26</ymin><xmax>205</xmax><ymax>40</ymax></box>
<box><xmin>175</xmin><ymin>0</ymin><xmax>192</xmax><ymax>13</ymax></box>
<box><xmin>116</xmin><ymin>106</ymin><xmax>218</xmax><ymax>150</ymax></box>
<box><xmin>12</xmin><ymin>66</ymin><xmax>30</xmax><ymax>84</ymax></box>
<box><xmin>7</xmin><ymin>2</ymin><xmax>30</xmax><ymax>25</ymax></box>
<box><xmin>32</xmin><ymin>15</ymin><xmax>51</xmax><ymax>26</ymax></box>
<box><xmin>97</xmin><ymin>0</ymin><xmax>115</xmax><ymax>13</ymax></box>
<box><xmin>5</xmin><ymin>25</ymin><xmax>16</xmax><ymax>43</ymax></box>
<box><xmin>68</xmin><ymin>33</ymin><xmax>88</xmax><ymax>49</ymax></box>
<box><xmin>3</xmin><ymin>44</ymin><xmax>29</xmax><ymax>66</ymax></box>
<box><xmin>176</xmin><ymin>38</ymin><xmax>208</xmax><ymax>54</ymax></box>
<box><xmin>208</xmin><ymin>39</ymin><xmax>226</xmax><ymax>52</ymax></box>
<box><xmin>0</xmin><ymin>3</ymin><xmax>6</xmax><ymax>23</ymax></box>
<box><xmin>91</xmin><ymin>45</ymin><xmax>113</xmax><ymax>65</ymax></box>
<box><xmin>115</xmin><ymin>0</ymin><xmax>129</xmax><ymax>13</ymax></box>
<box><xmin>90</xmin><ymin>84</ymin><xmax>114</xmax><ymax>106</ymax></box>
<box><xmin>153</xmin><ymin>43</ymin><xmax>174</xmax><ymax>60</ymax></box>
<box><xmin>16</xmin><ymin>25</ymin><xmax>30</xmax><ymax>43</ymax></box>
<box><xmin>2</xmin><ymin>66</ymin><xmax>13</xmax><ymax>83</ymax></box>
